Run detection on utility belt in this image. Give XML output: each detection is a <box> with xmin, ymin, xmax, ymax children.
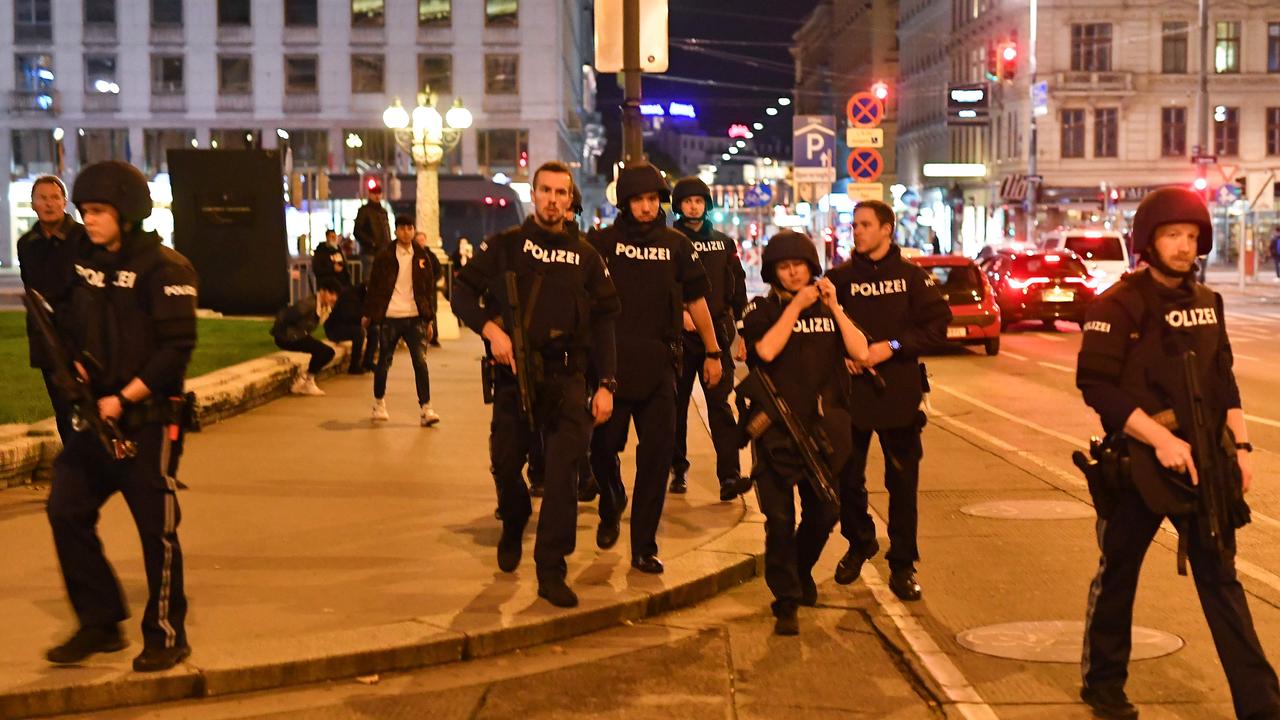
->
<box><xmin>1072</xmin><ymin>433</ymin><xmax>1131</xmax><ymax>519</ymax></box>
<box><xmin>118</xmin><ymin>393</ymin><xmax>196</xmax><ymax>432</ymax></box>
<box><xmin>481</xmin><ymin>347</ymin><xmax>587</xmax><ymax>404</ymax></box>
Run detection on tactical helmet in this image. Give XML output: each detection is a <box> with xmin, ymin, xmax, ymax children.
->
<box><xmin>761</xmin><ymin>231</ymin><xmax>821</xmax><ymax>284</ymax></box>
<box><xmin>614</xmin><ymin>163</ymin><xmax>670</xmax><ymax>206</ymax></box>
<box><xmin>71</xmin><ymin>160</ymin><xmax>152</xmax><ymax>224</ymax></box>
<box><xmin>1130</xmin><ymin>187</ymin><xmax>1213</xmax><ymax>257</ymax></box>
<box><xmin>671</xmin><ymin>176</ymin><xmax>713</xmax><ymax>213</ymax></box>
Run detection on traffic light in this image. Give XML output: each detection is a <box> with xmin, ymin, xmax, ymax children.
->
<box><xmin>363</xmin><ymin>173</ymin><xmax>382</xmax><ymax>196</ymax></box>
<box><xmin>986</xmin><ymin>42</ymin><xmax>999</xmax><ymax>81</ymax></box>
<box><xmin>998</xmin><ymin>41</ymin><xmax>1018</xmax><ymax>81</ymax></box>
<box><xmin>871</xmin><ymin>81</ymin><xmax>889</xmax><ymax>101</ymax></box>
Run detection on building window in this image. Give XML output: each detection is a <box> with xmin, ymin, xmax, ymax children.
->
<box><xmin>15</xmin><ymin>0</ymin><xmax>53</xmax><ymax>42</ymax></box>
<box><xmin>285</xmin><ymin>0</ymin><xmax>317</xmax><ymax>26</ymax></box>
<box><xmin>210</xmin><ymin>128</ymin><xmax>261</xmax><ymax>150</ymax></box>
<box><xmin>351</xmin><ymin>54</ymin><xmax>384</xmax><ymax>94</ymax></box>
<box><xmin>151</xmin><ymin>0</ymin><xmax>181</xmax><ymax>26</ymax></box>
<box><xmin>85</xmin><ymin>55</ymin><xmax>118</xmax><ymax>94</ymax></box>
<box><xmin>342</xmin><ymin>128</ymin><xmax>397</xmax><ymax>170</ymax></box>
<box><xmin>1060</xmin><ymin>109</ymin><xmax>1085</xmax><ymax>158</ymax></box>
<box><xmin>477</xmin><ymin>129</ymin><xmax>529</xmax><ymax>171</ymax></box>
<box><xmin>1094</xmin><ymin>108</ymin><xmax>1118</xmax><ymax>158</ymax></box>
<box><xmin>1070</xmin><ymin>23</ymin><xmax>1112</xmax><ymax>72</ymax></box>
<box><xmin>218</xmin><ymin>0</ymin><xmax>250</xmax><ymax>26</ymax></box>
<box><xmin>485</xmin><ymin>54</ymin><xmax>519</xmax><ymax>94</ymax></box>
<box><xmin>1268</xmin><ymin>108</ymin><xmax>1280</xmax><ymax>156</ymax></box>
<box><xmin>1269</xmin><ymin>23</ymin><xmax>1280</xmax><ymax>73</ymax></box>
<box><xmin>1215</xmin><ymin>21</ymin><xmax>1240</xmax><ymax>73</ymax></box>
<box><xmin>352</xmin><ymin>0</ymin><xmax>383</xmax><ymax>27</ymax></box>
<box><xmin>78</xmin><ymin>129</ymin><xmax>129</xmax><ymax>166</ymax></box>
<box><xmin>84</xmin><ymin>0</ymin><xmax>115</xmax><ymax>26</ymax></box>
<box><xmin>1214</xmin><ymin>106</ymin><xmax>1239</xmax><ymax>156</ymax></box>
<box><xmin>151</xmin><ymin>55</ymin><xmax>183</xmax><ymax>95</ymax></box>
<box><xmin>14</xmin><ymin>53</ymin><xmax>54</xmax><ymax>93</ymax></box>
<box><xmin>419</xmin><ymin>0</ymin><xmax>450</xmax><ymax>26</ymax></box>
<box><xmin>11</xmin><ymin>129</ymin><xmax>56</xmax><ymax>177</ymax></box>
<box><xmin>285</xmin><ymin>56</ymin><xmax>318</xmax><ymax>94</ymax></box>
<box><xmin>486</xmin><ymin>0</ymin><xmax>517</xmax><ymax>26</ymax></box>
<box><xmin>1161</xmin><ymin>107</ymin><xmax>1186</xmax><ymax>157</ymax></box>
<box><xmin>218</xmin><ymin>55</ymin><xmax>251</xmax><ymax>95</ymax></box>
<box><xmin>1161</xmin><ymin>21</ymin><xmax>1187</xmax><ymax>74</ymax></box>
<box><xmin>418</xmin><ymin>54</ymin><xmax>452</xmax><ymax>94</ymax></box>
<box><xmin>280</xmin><ymin>129</ymin><xmax>328</xmax><ymax>169</ymax></box>
<box><xmin>143</xmin><ymin>129</ymin><xmax>195</xmax><ymax>175</ymax></box>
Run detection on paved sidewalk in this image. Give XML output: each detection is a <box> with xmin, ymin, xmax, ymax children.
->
<box><xmin>0</xmin><ymin>333</ymin><xmax>762</xmax><ymax>718</ymax></box>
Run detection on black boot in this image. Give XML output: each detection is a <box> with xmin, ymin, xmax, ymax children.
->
<box><xmin>773</xmin><ymin>602</ymin><xmax>799</xmax><ymax>636</ymax></box>
<box><xmin>888</xmin><ymin>568</ymin><xmax>922</xmax><ymax>601</ymax></box>
<box><xmin>497</xmin><ymin>517</ymin><xmax>527</xmax><ymax>572</ymax></box>
<box><xmin>46</xmin><ymin>625</ymin><xmax>128</xmax><ymax>664</ymax></box>
<box><xmin>597</xmin><ymin>516</ymin><xmax>621</xmax><ymax>549</ymax></box>
<box><xmin>132</xmin><ymin>643</ymin><xmax>192</xmax><ymax>672</ymax></box>
<box><xmin>537</xmin><ymin>574</ymin><xmax>579</xmax><ymax>608</ymax></box>
<box><xmin>1079</xmin><ymin>685</ymin><xmax>1138</xmax><ymax>719</ymax></box>
<box><xmin>631</xmin><ymin>553</ymin><xmax>664</xmax><ymax>574</ymax></box>
<box><xmin>834</xmin><ymin>544</ymin><xmax>876</xmax><ymax>585</ymax></box>
<box><xmin>669</xmin><ymin>472</ymin><xmax>688</xmax><ymax>494</ymax></box>
<box><xmin>718</xmin><ymin>478</ymin><xmax>738</xmax><ymax>501</ymax></box>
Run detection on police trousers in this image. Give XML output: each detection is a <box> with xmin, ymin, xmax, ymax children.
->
<box><xmin>753</xmin><ymin>441</ymin><xmax>837</xmax><ymax>613</ymax></box>
<box><xmin>490</xmin><ymin>373</ymin><xmax>592</xmax><ymax>580</ymax></box>
<box><xmin>47</xmin><ymin>424</ymin><xmax>187</xmax><ymax>649</ymax></box>
<box><xmin>839</xmin><ymin>425</ymin><xmax>923</xmax><ymax>571</ymax></box>
<box><xmin>1083</xmin><ymin>486</ymin><xmax>1280</xmax><ymax>718</ymax></box>
<box><xmin>673</xmin><ymin>342</ymin><xmax>739</xmax><ymax>484</ymax></box>
<box><xmin>591</xmin><ymin>375</ymin><xmax>677</xmax><ymax>558</ymax></box>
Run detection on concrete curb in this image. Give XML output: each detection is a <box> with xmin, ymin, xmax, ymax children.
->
<box><xmin>0</xmin><ymin>343</ymin><xmax>350</xmax><ymax>488</ymax></box>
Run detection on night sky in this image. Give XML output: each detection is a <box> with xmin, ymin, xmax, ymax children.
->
<box><xmin>596</xmin><ymin>0</ymin><xmax>823</xmax><ymax>169</ymax></box>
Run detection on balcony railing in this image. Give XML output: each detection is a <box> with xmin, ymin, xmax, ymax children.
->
<box><xmin>216</xmin><ymin>93</ymin><xmax>253</xmax><ymax>112</ymax></box>
<box><xmin>283</xmin><ymin>26</ymin><xmax>319</xmax><ymax>45</ymax></box>
<box><xmin>150</xmin><ymin>93</ymin><xmax>186</xmax><ymax>112</ymax></box>
<box><xmin>8</xmin><ymin>90</ymin><xmax>59</xmax><ymax>115</ymax></box>
<box><xmin>150</xmin><ymin>24</ymin><xmax>184</xmax><ymax>45</ymax></box>
<box><xmin>217</xmin><ymin>25</ymin><xmax>253</xmax><ymax>45</ymax></box>
<box><xmin>283</xmin><ymin>93</ymin><xmax>320</xmax><ymax>113</ymax></box>
<box><xmin>83</xmin><ymin>22</ymin><xmax>117</xmax><ymax>44</ymax></box>
<box><xmin>1053</xmin><ymin>71</ymin><xmax>1134</xmax><ymax>93</ymax></box>
<box><xmin>83</xmin><ymin>91</ymin><xmax>120</xmax><ymax>113</ymax></box>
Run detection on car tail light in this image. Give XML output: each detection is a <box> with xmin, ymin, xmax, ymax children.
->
<box><xmin>1008</xmin><ymin>276</ymin><xmax>1050</xmax><ymax>289</ymax></box>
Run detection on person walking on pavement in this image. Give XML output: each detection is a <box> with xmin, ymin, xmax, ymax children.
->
<box><xmin>453</xmin><ymin>160</ymin><xmax>620</xmax><ymax>608</ymax></box>
<box><xmin>739</xmin><ymin>231</ymin><xmax>868</xmax><ymax>635</ymax></box>
<box><xmin>271</xmin><ymin>278</ymin><xmax>343</xmax><ymax>395</ymax></box>
<box><xmin>826</xmin><ymin>200</ymin><xmax>951</xmax><ymax>601</ymax></box>
<box><xmin>312</xmin><ymin>229</ymin><xmax>351</xmax><ymax>288</ymax></box>
<box><xmin>17</xmin><ymin>175</ymin><xmax>85</xmax><ymax>443</ymax></box>
<box><xmin>668</xmin><ymin>176</ymin><xmax>749</xmax><ymax>501</ymax></box>
<box><xmin>364</xmin><ymin>217</ymin><xmax>439</xmax><ymax>426</ymax></box>
<box><xmin>587</xmin><ymin>163</ymin><xmax>724</xmax><ymax>576</ymax></box>
<box><xmin>353</xmin><ymin>179</ymin><xmax>391</xmax><ymax>279</ymax></box>
<box><xmin>1075</xmin><ymin>187</ymin><xmax>1280</xmax><ymax>720</ymax></box>
<box><xmin>44</xmin><ymin>160</ymin><xmax>198</xmax><ymax>672</ymax></box>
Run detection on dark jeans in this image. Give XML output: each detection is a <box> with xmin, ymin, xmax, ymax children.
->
<box><xmin>1083</xmin><ymin>486</ymin><xmax>1280</xmax><ymax>718</ymax></box>
<box><xmin>42</xmin><ymin>369</ymin><xmax>74</xmax><ymax>444</ymax></box>
<box><xmin>673</xmin><ymin>340</ymin><xmax>740</xmax><ymax>484</ymax></box>
<box><xmin>839</xmin><ymin>425</ymin><xmax>923</xmax><ymax>571</ymax></box>
<box><xmin>48</xmin><ymin>424</ymin><xmax>187</xmax><ymax>649</ymax></box>
<box><xmin>374</xmin><ymin>317</ymin><xmax>431</xmax><ymax>404</ymax></box>
<box><xmin>324</xmin><ymin>321</ymin><xmax>370</xmax><ymax>371</ymax></box>
<box><xmin>753</xmin><ymin>442</ymin><xmax>837</xmax><ymax>613</ymax></box>
<box><xmin>275</xmin><ymin>335</ymin><xmax>335</xmax><ymax>375</ymax></box>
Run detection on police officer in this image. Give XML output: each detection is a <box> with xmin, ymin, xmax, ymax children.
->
<box><xmin>454</xmin><ymin>160</ymin><xmax>620</xmax><ymax>608</ymax></box>
<box><xmin>353</xmin><ymin>180</ymin><xmax>391</xmax><ymax>279</ymax></box>
<box><xmin>44</xmin><ymin>161</ymin><xmax>198</xmax><ymax>672</ymax></box>
<box><xmin>739</xmin><ymin>231</ymin><xmax>868</xmax><ymax>635</ymax></box>
<box><xmin>1075</xmin><ymin>187</ymin><xmax>1280</xmax><ymax>720</ymax></box>
<box><xmin>587</xmin><ymin>163</ymin><xmax>723</xmax><ymax>575</ymax></box>
<box><xmin>669</xmin><ymin>177</ymin><xmax>748</xmax><ymax>500</ymax></box>
<box><xmin>825</xmin><ymin>200</ymin><xmax>951</xmax><ymax>601</ymax></box>
<box><xmin>17</xmin><ymin>175</ymin><xmax>85</xmax><ymax>443</ymax></box>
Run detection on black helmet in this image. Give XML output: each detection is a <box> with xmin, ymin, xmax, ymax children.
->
<box><xmin>671</xmin><ymin>176</ymin><xmax>713</xmax><ymax>212</ymax></box>
<box><xmin>614</xmin><ymin>163</ymin><xmax>670</xmax><ymax>206</ymax></box>
<box><xmin>72</xmin><ymin>160</ymin><xmax>152</xmax><ymax>224</ymax></box>
<box><xmin>761</xmin><ymin>231</ymin><xmax>821</xmax><ymax>284</ymax></box>
<box><xmin>1130</xmin><ymin>187</ymin><xmax>1212</xmax><ymax>257</ymax></box>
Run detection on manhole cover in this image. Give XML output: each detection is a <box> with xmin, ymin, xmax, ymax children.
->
<box><xmin>957</xmin><ymin>620</ymin><xmax>1183</xmax><ymax>663</ymax></box>
<box><xmin>960</xmin><ymin>500</ymin><xmax>1094</xmax><ymax>520</ymax></box>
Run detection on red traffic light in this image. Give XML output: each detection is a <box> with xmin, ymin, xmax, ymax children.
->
<box><xmin>364</xmin><ymin>175</ymin><xmax>382</xmax><ymax>193</ymax></box>
<box><xmin>1002</xmin><ymin>45</ymin><xmax>1018</xmax><ymax>62</ymax></box>
<box><xmin>871</xmin><ymin>81</ymin><xmax>890</xmax><ymax>101</ymax></box>
<box><xmin>1192</xmin><ymin>177</ymin><xmax>1208</xmax><ymax>191</ymax></box>
<box><xmin>483</xmin><ymin>195</ymin><xmax>495</xmax><ymax>205</ymax></box>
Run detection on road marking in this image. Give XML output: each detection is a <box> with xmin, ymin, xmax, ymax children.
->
<box><xmin>933</xmin><ymin>413</ymin><xmax>1085</xmax><ymax>490</ymax></box>
<box><xmin>1234</xmin><ymin>353</ymin><xmax>1263</xmax><ymax>361</ymax></box>
<box><xmin>933</xmin><ymin>383</ymin><xmax>1088</xmax><ymax>449</ymax></box>
<box><xmin>1246</xmin><ymin>413</ymin><xmax>1280</xmax><ymax>430</ymax></box>
<box><xmin>1228</xmin><ymin>311</ymin><xmax>1280</xmax><ymax>323</ymax></box>
<box><xmin>1038</xmin><ymin>361</ymin><xmax>1075</xmax><ymax>374</ymax></box>
<box><xmin>1000</xmin><ymin>350</ymin><xmax>1029</xmax><ymax>361</ymax></box>
<box><xmin>1028</xmin><ymin>332</ymin><xmax>1068</xmax><ymax>343</ymax></box>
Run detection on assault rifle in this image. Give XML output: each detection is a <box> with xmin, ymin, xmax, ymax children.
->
<box><xmin>23</xmin><ymin>289</ymin><xmax>137</xmax><ymax>460</ymax></box>
<box><xmin>735</xmin><ymin>369</ymin><xmax>841</xmax><ymax>507</ymax></box>
<box><xmin>1182</xmin><ymin>350</ymin><xmax>1238</xmax><ymax>565</ymax></box>
<box><xmin>503</xmin><ymin>271</ymin><xmax>543</xmax><ymax>431</ymax></box>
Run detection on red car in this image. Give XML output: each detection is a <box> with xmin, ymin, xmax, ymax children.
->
<box><xmin>909</xmin><ymin>254</ymin><xmax>1002</xmax><ymax>356</ymax></box>
<box><xmin>979</xmin><ymin>248</ymin><xmax>1099</xmax><ymax>330</ymax></box>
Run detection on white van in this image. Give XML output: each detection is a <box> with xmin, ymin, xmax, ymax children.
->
<box><xmin>1038</xmin><ymin>229</ymin><xmax>1130</xmax><ymax>292</ymax></box>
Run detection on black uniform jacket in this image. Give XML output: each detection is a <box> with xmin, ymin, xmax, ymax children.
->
<box><xmin>826</xmin><ymin>244</ymin><xmax>952</xmax><ymax>430</ymax></box>
<box><xmin>64</xmin><ymin>230</ymin><xmax>198</xmax><ymax>399</ymax></box>
<box><xmin>363</xmin><ymin>242</ymin><xmax>437</xmax><ymax>325</ymax></box>
<box><xmin>673</xmin><ymin>218</ymin><xmax>747</xmax><ymax>346</ymax></box>
<box><xmin>353</xmin><ymin>202</ymin><xmax>391</xmax><ymax>257</ymax></box>
<box><xmin>17</xmin><ymin>213</ymin><xmax>85</xmax><ymax>368</ymax></box>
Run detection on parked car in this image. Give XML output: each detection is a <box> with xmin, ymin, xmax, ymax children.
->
<box><xmin>909</xmin><ymin>254</ymin><xmax>1002</xmax><ymax>355</ymax></box>
<box><xmin>979</xmin><ymin>248</ymin><xmax>1099</xmax><ymax>330</ymax></box>
<box><xmin>1038</xmin><ymin>228</ymin><xmax>1130</xmax><ymax>292</ymax></box>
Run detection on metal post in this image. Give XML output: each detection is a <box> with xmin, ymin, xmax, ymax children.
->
<box><xmin>1024</xmin><ymin>0</ymin><xmax>1038</xmax><ymax>244</ymax></box>
<box><xmin>620</xmin><ymin>0</ymin><xmax>645</xmax><ymax>163</ymax></box>
<box><xmin>1197</xmin><ymin>0</ymin><xmax>1210</xmax><ymax>164</ymax></box>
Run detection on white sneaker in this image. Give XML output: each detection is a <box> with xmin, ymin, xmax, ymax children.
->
<box><xmin>291</xmin><ymin>373</ymin><xmax>324</xmax><ymax>396</ymax></box>
<box><xmin>302</xmin><ymin>376</ymin><xmax>325</xmax><ymax>396</ymax></box>
<box><xmin>420</xmin><ymin>404</ymin><xmax>440</xmax><ymax>427</ymax></box>
<box><xmin>372</xmin><ymin>399</ymin><xmax>390</xmax><ymax>421</ymax></box>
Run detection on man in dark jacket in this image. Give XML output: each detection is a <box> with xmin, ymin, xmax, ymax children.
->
<box><xmin>271</xmin><ymin>279</ymin><xmax>342</xmax><ymax>394</ymax></box>
<box><xmin>312</xmin><ymin>229</ymin><xmax>350</xmax><ymax>287</ymax></box>
<box><xmin>325</xmin><ymin>283</ymin><xmax>371</xmax><ymax>374</ymax></box>
<box><xmin>364</xmin><ymin>216</ymin><xmax>438</xmax><ymax>425</ymax></box>
<box><xmin>17</xmin><ymin>175</ymin><xmax>85</xmax><ymax>442</ymax></box>
<box><xmin>668</xmin><ymin>176</ymin><xmax>748</xmax><ymax>500</ymax></box>
<box><xmin>826</xmin><ymin>200</ymin><xmax>952</xmax><ymax>602</ymax></box>
<box><xmin>353</xmin><ymin>181</ymin><xmax>391</xmax><ymax>279</ymax></box>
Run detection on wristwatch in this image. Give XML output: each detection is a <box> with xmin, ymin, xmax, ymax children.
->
<box><xmin>705</xmin><ymin>350</ymin><xmax>723</xmax><ymax>359</ymax></box>
<box><xmin>598</xmin><ymin>378</ymin><xmax>619</xmax><ymax>394</ymax></box>
<box><xmin>1236</xmin><ymin>442</ymin><xmax>1254</xmax><ymax>453</ymax></box>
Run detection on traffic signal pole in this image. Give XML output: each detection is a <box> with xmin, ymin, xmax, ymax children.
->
<box><xmin>1024</xmin><ymin>0</ymin><xmax>1038</xmax><ymax>245</ymax></box>
<box><xmin>620</xmin><ymin>0</ymin><xmax>646</xmax><ymax>163</ymax></box>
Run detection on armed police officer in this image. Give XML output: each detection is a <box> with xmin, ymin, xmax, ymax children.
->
<box><xmin>44</xmin><ymin>161</ymin><xmax>198</xmax><ymax>672</ymax></box>
<box><xmin>668</xmin><ymin>177</ymin><xmax>748</xmax><ymax>501</ymax></box>
<box><xmin>454</xmin><ymin>161</ymin><xmax>619</xmax><ymax>608</ymax></box>
<box><xmin>1075</xmin><ymin>187</ymin><xmax>1280</xmax><ymax>720</ymax></box>
<box><xmin>739</xmin><ymin>231</ymin><xmax>868</xmax><ymax>635</ymax></box>
<box><xmin>826</xmin><ymin>200</ymin><xmax>951</xmax><ymax>601</ymax></box>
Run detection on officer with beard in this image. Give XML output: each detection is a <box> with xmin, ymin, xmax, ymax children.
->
<box><xmin>825</xmin><ymin>200</ymin><xmax>950</xmax><ymax>601</ymax></box>
<box><xmin>668</xmin><ymin>177</ymin><xmax>748</xmax><ymax>501</ymax></box>
<box><xmin>588</xmin><ymin>163</ymin><xmax>723</xmax><ymax>575</ymax></box>
<box><xmin>1075</xmin><ymin>187</ymin><xmax>1280</xmax><ymax>720</ymax></box>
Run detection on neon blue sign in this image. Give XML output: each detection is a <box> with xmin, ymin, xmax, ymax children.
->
<box><xmin>640</xmin><ymin>103</ymin><xmax>666</xmax><ymax>116</ymax></box>
<box><xmin>668</xmin><ymin>102</ymin><xmax>697</xmax><ymax>118</ymax></box>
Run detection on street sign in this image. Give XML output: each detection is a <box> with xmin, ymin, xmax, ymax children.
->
<box><xmin>846</xmin><ymin>127</ymin><xmax>885</xmax><ymax>148</ymax></box>
<box><xmin>1217</xmin><ymin>184</ymin><xmax>1243</xmax><ymax>205</ymax></box>
<box><xmin>795</xmin><ymin>167</ymin><xmax>837</xmax><ymax>184</ymax></box>
<box><xmin>846</xmin><ymin>148</ymin><xmax>884</xmax><ymax>183</ymax></box>
<box><xmin>847</xmin><ymin>183</ymin><xmax>884</xmax><ymax>202</ymax></box>
<box><xmin>593</xmin><ymin>0</ymin><xmax>669</xmax><ymax>73</ymax></box>
<box><xmin>947</xmin><ymin>83</ymin><xmax>991</xmax><ymax>126</ymax></box>
<box><xmin>793</xmin><ymin>115</ymin><xmax>836</xmax><ymax>180</ymax></box>
<box><xmin>1031</xmin><ymin>81</ymin><xmax>1048</xmax><ymax>117</ymax></box>
<box><xmin>743</xmin><ymin>183</ymin><xmax>773</xmax><ymax>208</ymax></box>
<box><xmin>846</xmin><ymin>92</ymin><xmax>885</xmax><ymax>128</ymax></box>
